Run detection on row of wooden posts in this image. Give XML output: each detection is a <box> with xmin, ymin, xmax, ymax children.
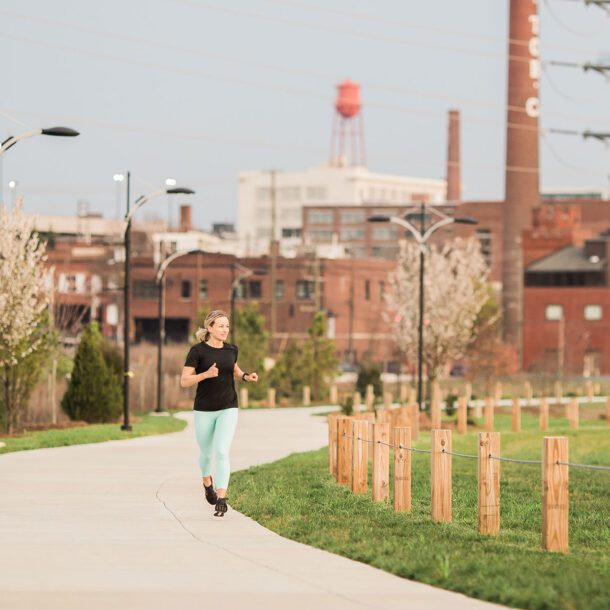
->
<box><xmin>328</xmin><ymin>413</ymin><xmax>571</xmax><ymax>553</ymax></box>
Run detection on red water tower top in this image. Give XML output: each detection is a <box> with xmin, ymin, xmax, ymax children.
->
<box><xmin>335</xmin><ymin>79</ymin><xmax>361</xmax><ymax>118</ymax></box>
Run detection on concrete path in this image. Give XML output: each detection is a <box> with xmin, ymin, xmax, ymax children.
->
<box><xmin>0</xmin><ymin>407</ymin><xmax>509</xmax><ymax>610</ymax></box>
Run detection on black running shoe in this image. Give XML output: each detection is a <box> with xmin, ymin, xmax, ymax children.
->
<box><xmin>214</xmin><ymin>497</ymin><xmax>228</xmax><ymax>517</ymax></box>
<box><xmin>203</xmin><ymin>477</ymin><xmax>218</xmax><ymax>505</ymax></box>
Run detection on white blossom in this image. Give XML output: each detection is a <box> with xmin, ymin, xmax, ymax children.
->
<box><xmin>385</xmin><ymin>237</ymin><xmax>489</xmax><ymax>380</ymax></box>
<box><xmin>0</xmin><ymin>199</ymin><xmax>49</xmax><ymax>367</ymax></box>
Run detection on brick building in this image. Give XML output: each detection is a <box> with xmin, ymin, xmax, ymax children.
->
<box><xmin>523</xmin><ymin>234</ymin><xmax>610</xmax><ymax>375</ymax></box>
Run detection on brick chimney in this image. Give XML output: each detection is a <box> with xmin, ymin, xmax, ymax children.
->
<box><xmin>502</xmin><ymin>0</ymin><xmax>541</xmax><ymax>356</ymax></box>
<box><xmin>446</xmin><ymin>109</ymin><xmax>461</xmax><ymax>203</ymax></box>
<box><xmin>179</xmin><ymin>205</ymin><xmax>192</xmax><ymax>232</ymax></box>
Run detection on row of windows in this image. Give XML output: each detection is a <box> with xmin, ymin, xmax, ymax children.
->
<box><xmin>306</xmin><ymin>226</ymin><xmax>399</xmax><ymax>242</ymax></box>
<box><xmin>134</xmin><ymin>279</ymin><xmax>314</xmax><ymax>301</ymax></box>
<box><xmin>545</xmin><ymin>304</ymin><xmax>603</xmax><ymax>321</ymax></box>
<box><xmin>256</xmin><ymin>186</ymin><xmax>328</xmax><ymax>203</ymax></box>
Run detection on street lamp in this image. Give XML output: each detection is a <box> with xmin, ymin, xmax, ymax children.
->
<box><xmin>113</xmin><ymin>173</ymin><xmax>125</xmax><ymax>221</ymax></box>
<box><xmin>122</xmin><ymin>183</ymin><xmax>195</xmax><ymax>431</ymax></box>
<box><xmin>0</xmin><ymin>126</ymin><xmax>79</xmax><ymax>155</ymax></box>
<box><xmin>155</xmin><ymin>248</ymin><xmax>205</xmax><ymax>413</ymax></box>
<box><xmin>369</xmin><ymin>203</ymin><xmax>477</xmax><ymax>412</ymax></box>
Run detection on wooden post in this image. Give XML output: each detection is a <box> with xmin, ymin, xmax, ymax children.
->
<box><xmin>540</xmin><ymin>397</ymin><xmax>549</xmax><ymax>431</ymax></box>
<box><xmin>542</xmin><ymin>436</ymin><xmax>569</xmax><ymax>553</ymax></box>
<box><xmin>409</xmin><ymin>403</ymin><xmax>420</xmax><ymax>441</ymax></box>
<box><xmin>478</xmin><ymin>432</ymin><xmax>500</xmax><ymax>535</ymax></box>
<box><xmin>268</xmin><ymin>388</ymin><xmax>276</xmax><ymax>408</ymax></box>
<box><xmin>408</xmin><ymin>386</ymin><xmax>416</xmax><ymax>405</ymax></box>
<box><xmin>361</xmin><ymin>412</ymin><xmax>375</xmax><ymax>463</ymax></box>
<box><xmin>372</xmin><ymin>422</ymin><xmax>390</xmax><ymax>502</ymax></box>
<box><xmin>353</xmin><ymin>391</ymin><xmax>362</xmax><ymax>412</ymax></box>
<box><xmin>430</xmin><ymin>394</ymin><xmax>442</xmax><ymax>430</ymax></box>
<box><xmin>328</xmin><ymin>413</ymin><xmax>341</xmax><ymax>478</ymax></box>
<box><xmin>568</xmin><ymin>397</ymin><xmax>579</xmax><ymax>430</ymax></box>
<box><xmin>364</xmin><ymin>383</ymin><xmax>375</xmax><ymax>411</ymax></box>
<box><xmin>337</xmin><ymin>417</ymin><xmax>354</xmax><ymax>486</ymax></box>
<box><xmin>383</xmin><ymin>391</ymin><xmax>392</xmax><ymax>410</ymax></box>
<box><xmin>524</xmin><ymin>381</ymin><xmax>533</xmax><ymax>406</ymax></box>
<box><xmin>585</xmin><ymin>380</ymin><xmax>593</xmax><ymax>403</ymax></box>
<box><xmin>431</xmin><ymin>429</ymin><xmax>452</xmax><ymax>523</ymax></box>
<box><xmin>240</xmin><ymin>387</ymin><xmax>249</xmax><ymax>409</ymax></box>
<box><xmin>352</xmin><ymin>420</ymin><xmax>368</xmax><ymax>493</ymax></box>
<box><xmin>303</xmin><ymin>385</ymin><xmax>311</xmax><ymax>406</ymax></box>
<box><xmin>512</xmin><ymin>396</ymin><xmax>521</xmax><ymax>432</ymax></box>
<box><xmin>593</xmin><ymin>382</ymin><xmax>601</xmax><ymax>395</ymax></box>
<box><xmin>330</xmin><ymin>384</ymin><xmax>338</xmax><ymax>405</ymax></box>
<box><xmin>457</xmin><ymin>396</ymin><xmax>467</xmax><ymax>434</ymax></box>
<box><xmin>484</xmin><ymin>397</ymin><xmax>494</xmax><ymax>431</ymax></box>
<box><xmin>554</xmin><ymin>380</ymin><xmax>563</xmax><ymax>405</ymax></box>
<box><xmin>394</xmin><ymin>427</ymin><xmax>411</xmax><ymax>512</ymax></box>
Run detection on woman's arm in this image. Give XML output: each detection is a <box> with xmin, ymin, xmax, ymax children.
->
<box><xmin>180</xmin><ymin>363</ymin><xmax>218</xmax><ymax>388</ymax></box>
<box><xmin>233</xmin><ymin>363</ymin><xmax>258</xmax><ymax>382</ymax></box>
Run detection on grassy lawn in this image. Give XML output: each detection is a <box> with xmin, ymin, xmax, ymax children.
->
<box><xmin>0</xmin><ymin>411</ymin><xmax>187</xmax><ymax>454</ymax></box>
<box><xmin>230</xmin><ymin>411</ymin><xmax>610</xmax><ymax>610</ymax></box>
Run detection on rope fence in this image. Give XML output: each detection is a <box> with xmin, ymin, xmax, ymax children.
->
<box><xmin>329</xmin><ymin>413</ymin><xmax>609</xmax><ymax>554</ymax></box>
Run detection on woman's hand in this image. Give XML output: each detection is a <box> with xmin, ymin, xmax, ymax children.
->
<box><xmin>204</xmin><ymin>362</ymin><xmax>219</xmax><ymax>379</ymax></box>
<box><xmin>244</xmin><ymin>372</ymin><xmax>258</xmax><ymax>382</ymax></box>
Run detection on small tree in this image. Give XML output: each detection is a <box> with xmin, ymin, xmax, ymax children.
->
<box><xmin>386</xmin><ymin>237</ymin><xmax>489</xmax><ymax>386</ymax></box>
<box><xmin>0</xmin><ymin>200</ymin><xmax>53</xmax><ymax>432</ymax></box>
<box><xmin>300</xmin><ymin>312</ymin><xmax>339</xmax><ymax>401</ymax></box>
<box><xmin>268</xmin><ymin>340</ymin><xmax>304</xmax><ymax>400</ymax></box>
<box><xmin>233</xmin><ymin>304</ymin><xmax>268</xmax><ymax>399</ymax></box>
<box><xmin>356</xmin><ymin>361</ymin><xmax>383</xmax><ymax>398</ymax></box>
<box><xmin>62</xmin><ymin>322</ymin><xmax>122</xmax><ymax>423</ymax></box>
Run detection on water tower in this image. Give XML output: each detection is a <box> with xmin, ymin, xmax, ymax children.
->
<box><xmin>330</xmin><ymin>79</ymin><xmax>366</xmax><ymax>167</ymax></box>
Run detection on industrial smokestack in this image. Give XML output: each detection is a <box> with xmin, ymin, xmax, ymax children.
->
<box><xmin>502</xmin><ymin>0</ymin><xmax>540</xmax><ymax>358</ymax></box>
<box><xmin>179</xmin><ymin>205</ymin><xmax>192</xmax><ymax>232</ymax></box>
<box><xmin>446</xmin><ymin>109</ymin><xmax>461</xmax><ymax>203</ymax></box>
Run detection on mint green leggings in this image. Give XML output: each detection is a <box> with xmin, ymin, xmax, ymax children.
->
<box><xmin>194</xmin><ymin>408</ymin><xmax>239</xmax><ymax>490</ymax></box>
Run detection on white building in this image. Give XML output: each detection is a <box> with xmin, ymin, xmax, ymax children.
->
<box><xmin>151</xmin><ymin>230</ymin><xmax>242</xmax><ymax>266</ymax></box>
<box><xmin>237</xmin><ymin>164</ymin><xmax>446</xmax><ymax>256</ymax></box>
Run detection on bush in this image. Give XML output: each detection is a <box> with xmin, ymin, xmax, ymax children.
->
<box><xmin>62</xmin><ymin>322</ymin><xmax>122</xmax><ymax>423</ymax></box>
<box><xmin>445</xmin><ymin>393</ymin><xmax>458</xmax><ymax>417</ymax></box>
<box><xmin>99</xmin><ymin>338</ymin><xmax>124</xmax><ymax>399</ymax></box>
<box><xmin>340</xmin><ymin>394</ymin><xmax>354</xmax><ymax>416</ymax></box>
<box><xmin>356</xmin><ymin>361</ymin><xmax>383</xmax><ymax>398</ymax></box>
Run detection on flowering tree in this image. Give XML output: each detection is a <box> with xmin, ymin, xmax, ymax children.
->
<box><xmin>0</xmin><ymin>200</ymin><xmax>51</xmax><ymax>432</ymax></box>
<box><xmin>386</xmin><ymin>237</ymin><xmax>489</xmax><ymax>385</ymax></box>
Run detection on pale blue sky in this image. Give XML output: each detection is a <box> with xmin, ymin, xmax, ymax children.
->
<box><xmin>1</xmin><ymin>0</ymin><xmax>609</xmax><ymax>229</ymax></box>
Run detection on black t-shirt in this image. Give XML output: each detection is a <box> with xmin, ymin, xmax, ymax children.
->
<box><xmin>184</xmin><ymin>342</ymin><xmax>239</xmax><ymax>411</ymax></box>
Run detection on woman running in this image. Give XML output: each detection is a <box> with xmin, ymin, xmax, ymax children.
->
<box><xmin>180</xmin><ymin>310</ymin><xmax>258</xmax><ymax>517</ymax></box>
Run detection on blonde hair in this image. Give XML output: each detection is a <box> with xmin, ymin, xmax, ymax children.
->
<box><xmin>196</xmin><ymin>310</ymin><xmax>230</xmax><ymax>343</ymax></box>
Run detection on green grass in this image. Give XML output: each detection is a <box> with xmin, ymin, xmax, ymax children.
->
<box><xmin>231</xmin><ymin>412</ymin><xmax>610</xmax><ymax>610</ymax></box>
<box><xmin>0</xmin><ymin>411</ymin><xmax>187</xmax><ymax>454</ymax></box>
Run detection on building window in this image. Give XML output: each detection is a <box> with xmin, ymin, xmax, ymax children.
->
<box><xmin>249</xmin><ymin>280</ymin><xmax>262</xmax><ymax>299</ymax></box>
<box><xmin>372</xmin><ymin>226</ymin><xmax>398</xmax><ymax>240</ymax></box>
<box><xmin>288</xmin><ymin>303</ymin><xmax>295</xmax><ymax>317</ymax></box>
<box><xmin>306</xmin><ymin>186</ymin><xmax>327</xmax><ymax>201</ymax></box>
<box><xmin>199</xmin><ymin>279</ymin><xmax>208</xmax><ymax>299</ymax></box>
<box><xmin>308</xmin><ymin>230</ymin><xmax>333</xmax><ymax>243</ymax></box>
<box><xmin>281</xmin><ymin>227</ymin><xmax>302</xmax><ymax>238</ymax></box>
<box><xmin>234</xmin><ymin>280</ymin><xmax>246</xmax><ymax>299</ymax></box>
<box><xmin>296</xmin><ymin>280</ymin><xmax>314</xmax><ymax>300</ymax></box>
<box><xmin>545</xmin><ymin>304</ymin><xmax>563</xmax><ymax>321</ymax></box>
<box><xmin>340</xmin><ymin>210</ymin><xmax>365</xmax><ymax>224</ymax></box>
<box><xmin>134</xmin><ymin>280</ymin><xmax>157</xmax><ymax>299</ymax></box>
<box><xmin>181</xmin><ymin>280</ymin><xmax>192</xmax><ymax>300</ymax></box>
<box><xmin>307</xmin><ymin>210</ymin><xmax>333</xmax><ymax>224</ymax></box>
<box><xmin>279</xmin><ymin>186</ymin><xmax>300</xmax><ymax>201</ymax></box>
<box><xmin>340</xmin><ymin>228</ymin><xmax>365</xmax><ymax>241</ymax></box>
<box><xmin>584</xmin><ymin>304</ymin><xmax>602</xmax><ymax>321</ymax></box>
<box><xmin>379</xmin><ymin>281</ymin><xmax>385</xmax><ymax>300</ymax></box>
<box><xmin>275</xmin><ymin>280</ymin><xmax>284</xmax><ymax>300</ymax></box>
<box><xmin>364</xmin><ymin>280</ymin><xmax>370</xmax><ymax>300</ymax></box>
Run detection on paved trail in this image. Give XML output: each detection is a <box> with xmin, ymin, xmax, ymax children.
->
<box><xmin>0</xmin><ymin>407</ymin><xmax>509</xmax><ymax>610</ymax></box>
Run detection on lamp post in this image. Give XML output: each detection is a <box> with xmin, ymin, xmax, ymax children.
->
<box><xmin>113</xmin><ymin>173</ymin><xmax>125</xmax><ymax>220</ymax></box>
<box><xmin>122</xmin><ymin>181</ymin><xmax>195</xmax><ymax>430</ymax></box>
<box><xmin>368</xmin><ymin>204</ymin><xmax>477</xmax><ymax>411</ymax></box>
<box><xmin>0</xmin><ymin>126</ymin><xmax>79</xmax><ymax>204</ymax></box>
<box><xmin>155</xmin><ymin>248</ymin><xmax>205</xmax><ymax>413</ymax></box>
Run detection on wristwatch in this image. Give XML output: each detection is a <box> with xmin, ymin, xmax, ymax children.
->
<box><xmin>242</xmin><ymin>372</ymin><xmax>249</xmax><ymax>381</ymax></box>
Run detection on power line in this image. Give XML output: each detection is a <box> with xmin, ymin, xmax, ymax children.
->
<box><xmin>2</xmin><ymin>9</ymin><xmax>609</xmax><ymax>127</ymax></box>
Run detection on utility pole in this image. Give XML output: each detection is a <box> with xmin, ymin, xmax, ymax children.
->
<box><xmin>269</xmin><ymin>170</ymin><xmax>278</xmax><ymax>353</ymax></box>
